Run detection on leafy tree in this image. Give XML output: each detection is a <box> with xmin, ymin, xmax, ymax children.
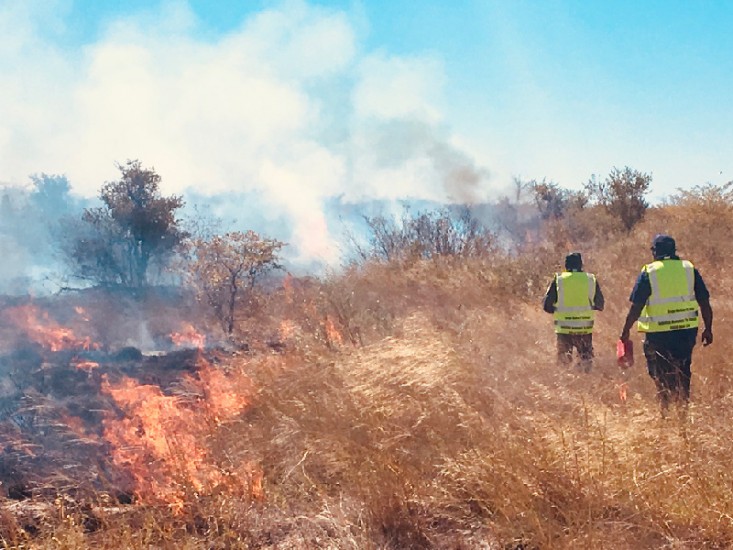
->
<box><xmin>668</xmin><ymin>181</ymin><xmax>733</xmax><ymax>207</ymax></box>
<box><xmin>28</xmin><ymin>174</ymin><xmax>83</xmax><ymax>259</ymax></box>
<box><xmin>0</xmin><ymin>175</ymin><xmax>75</xmax><ymax>257</ymax></box>
<box><xmin>532</xmin><ymin>180</ymin><xmax>570</xmax><ymax>220</ymax></box>
<box><xmin>29</xmin><ymin>174</ymin><xmax>77</xmax><ymax>218</ymax></box>
<box><xmin>189</xmin><ymin>231</ymin><xmax>285</xmax><ymax>334</ymax></box>
<box><xmin>664</xmin><ymin>181</ymin><xmax>733</xmax><ymax>264</ymax></box>
<box><xmin>584</xmin><ymin>166</ymin><xmax>651</xmax><ymax>231</ymax></box>
<box><xmin>65</xmin><ymin>160</ymin><xmax>187</xmax><ymax>287</ymax></box>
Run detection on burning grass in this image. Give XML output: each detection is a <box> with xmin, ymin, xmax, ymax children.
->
<box><xmin>2</xmin><ymin>208</ymin><xmax>733</xmax><ymax>548</ymax></box>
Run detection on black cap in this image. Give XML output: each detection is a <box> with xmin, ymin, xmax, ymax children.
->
<box><xmin>565</xmin><ymin>252</ymin><xmax>583</xmax><ymax>270</ymax></box>
<box><xmin>651</xmin><ymin>234</ymin><xmax>676</xmax><ymax>259</ymax></box>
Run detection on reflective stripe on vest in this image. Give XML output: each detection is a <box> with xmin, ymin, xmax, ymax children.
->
<box><xmin>553</xmin><ymin>271</ymin><xmax>596</xmax><ymax>334</ymax></box>
<box><xmin>638</xmin><ymin>259</ymin><xmax>699</xmax><ymax>333</ymax></box>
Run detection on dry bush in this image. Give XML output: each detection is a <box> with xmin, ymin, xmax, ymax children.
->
<box><xmin>543</xmin><ymin>205</ymin><xmax>622</xmax><ymax>252</ymax></box>
<box><xmin>357</xmin><ymin>207</ymin><xmax>495</xmax><ymax>263</ymax></box>
<box><xmin>319</xmin><ymin>244</ymin><xmax>561</xmax><ymax>351</ymax></box>
<box><xmin>584</xmin><ymin>166</ymin><xmax>652</xmax><ymax>231</ymax></box>
<box><xmin>222</xmin><ymin>313</ymin><xmax>499</xmax><ymax>548</ymax></box>
<box><xmin>652</xmin><ymin>182</ymin><xmax>733</xmax><ymax>277</ymax></box>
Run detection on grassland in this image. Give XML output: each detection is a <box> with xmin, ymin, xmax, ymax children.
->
<box><xmin>2</xmin><ymin>197</ymin><xmax>733</xmax><ymax>549</ymax></box>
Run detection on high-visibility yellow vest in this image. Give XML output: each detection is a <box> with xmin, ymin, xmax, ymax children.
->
<box><xmin>553</xmin><ymin>271</ymin><xmax>596</xmax><ymax>334</ymax></box>
<box><xmin>638</xmin><ymin>259</ymin><xmax>699</xmax><ymax>332</ymax></box>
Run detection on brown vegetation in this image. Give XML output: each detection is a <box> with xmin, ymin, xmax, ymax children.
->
<box><xmin>2</xmin><ymin>184</ymin><xmax>733</xmax><ymax>549</ymax></box>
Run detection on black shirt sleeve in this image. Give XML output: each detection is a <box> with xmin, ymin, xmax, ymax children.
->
<box><xmin>542</xmin><ymin>278</ymin><xmax>557</xmax><ymax>314</ymax></box>
<box><xmin>629</xmin><ymin>271</ymin><xmax>651</xmax><ymax>305</ymax></box>
<box><xmin>593</xmin><ymin>281</ymin><xmax>605</xmax><ymax>311</ymax></box>
<box><xmin>694</xmin><ymin>269</ymin><xmax>710</xmax><ymax>302</ymax></box>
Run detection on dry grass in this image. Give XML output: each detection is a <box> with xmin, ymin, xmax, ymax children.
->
<box><xmin>3</xmin><ymin>199</ymin><xmax>733</xmax><ymax>549</ymax></box>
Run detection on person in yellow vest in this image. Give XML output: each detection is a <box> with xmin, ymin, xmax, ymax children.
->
<box><xmin>619</xmin><ymin>234</ymin><xmax>713</xmax><ymax>416</ymax></box>
<box><xmin>543</xmin><ymin>252</ymin><xmax>604</xmax><ymax>372</ymax></box>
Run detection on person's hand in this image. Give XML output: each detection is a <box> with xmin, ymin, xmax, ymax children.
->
<box><xmin>702</xmin><ymin>328</ymin><xmax>713</xmax><ymax>346</ymax></box>
<box><xmin>619</xmin><ymin>327</ymin><xmax>630</xmax><ymax>342</ymax></box>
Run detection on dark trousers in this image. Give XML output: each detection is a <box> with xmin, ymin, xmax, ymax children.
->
<box><xmin>643</xmin><ymin>335</ymin><xmax>695</xmax><ymax>411</ymax></box>
<box><xmin>556</xmin><ymin>333</ymin><xmax>594</xmax><ymax>372</ymax></box>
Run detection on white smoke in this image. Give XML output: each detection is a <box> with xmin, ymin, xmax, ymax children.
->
<box><xmin>0</xmin><ymin>0</ymin><xmax>492</xmax><ymax>267</ymax></box>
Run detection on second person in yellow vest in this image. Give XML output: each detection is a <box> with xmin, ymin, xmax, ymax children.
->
<box><xmin>543</xmin><ymin>252</ymin><xmax>605</xmax><ymax>372</ymax></box>
<box><xmin>619</xmin><ymin>234</ymin><xmax>713</xmax><ymax>417</ymax></box>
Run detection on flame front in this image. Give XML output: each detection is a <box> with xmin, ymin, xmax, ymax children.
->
<box><xmin>100</xmin><ymin>356</ymin><xmax>255</xmax><ymax>509</ymax></box>
<box><xmin>3</xmin><ymin>304</ymin><xmax>99</xmax><ymax>351</ymax></box>
<box><xmin>324</xmin><ymin>315</ymin><xmax>343</xmax><ymax>347</ymax></box>
<box><xmin>170</xmin><ymin>322</ymin><xmax>206</xmax><ymax>349</ymax></box>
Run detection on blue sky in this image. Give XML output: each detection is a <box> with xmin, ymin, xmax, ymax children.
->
<box><xmin>1</xmin><ymin>0</ymin><xmax>731</xmax><ymax>262</ymax></box>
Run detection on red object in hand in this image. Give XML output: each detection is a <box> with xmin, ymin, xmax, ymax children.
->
<box><xmin>617</xmin><ymin>339</ymin><xmax>634</xmax><ymax>368</ymax></box>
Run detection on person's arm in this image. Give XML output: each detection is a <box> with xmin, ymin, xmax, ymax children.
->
<box><xmin>542</xmin><ymin>278</ymin><xmax>557</xmax><ymax>314</ymax></box>
<box><xmin>694</xmin><ymin>269</ymin><xmax>713</xmax><ymax>346</ymax></box>
<box><xmin>593</xmin><ymin>281</ymin><xmax>605</xmax><ymax>311</ymax></box>
<box><xmin>620</xmin><ymin>302</ymin><xmax>643</xmax><ymax>342</ymax></box>
<box><xmin>619</xmin><ymin>271</ymin><xmax>649</xmax><ymax>341</ymax></box>
<box><xmin>699</xmin><ymin>298</ymin><xmax>713</xmax><ymax>346</ymax></box>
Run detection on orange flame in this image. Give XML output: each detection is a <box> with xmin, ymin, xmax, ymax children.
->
<box><xmin>618</xmin><ymin>382</ymin><xmax>628</xmax><ymax>403</ymax></box>
<box><xmin>100</xmin><ymin>356</ymin><xmax>255</xmax><ymax>509</ymax></box>
<box><xmin>324</xmin><ymin>315</ymin><xmax>343</xmax><ymax>347</ymax></box>
<box><xmin>72</xmin><ymin>359</ymin><xmax>99</xmax><ymax>372</ymax></box>
<box><xmin>58</xmin><ymin>412</ymin><xmax>90</xmax><ymax>438</ymax></box>
<box><xmin>3</xmin><ymin>304</ymin><xmax>100</xmax><ymax>351</ymax></box>
<box><xmin>101</xmin><ymin>375</ymin><xmax>210</xmax><ymax>508</ymax></box>
<box><xmin>170</xmin><ymin>323</ymin><xmax>206</xmax><ymax>349</ymax></box>
<box><xmin>74</xmin><ymin>306</ymin><xmax>90</xmax><ymax>321</ymax></box>
<box><xmin>196</xmin><ymin>357</ymin><xmax>253</xmax><ymax>420</ymax></box>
